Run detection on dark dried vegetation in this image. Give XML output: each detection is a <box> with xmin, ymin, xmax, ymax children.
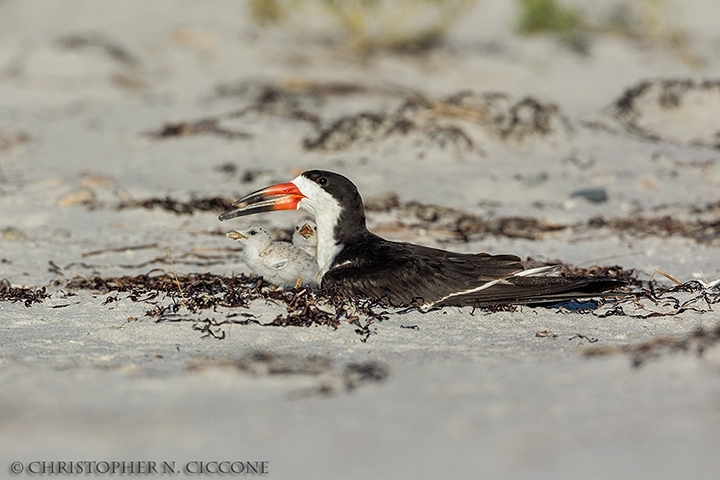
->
<box><xmin>117</xmin><ymin>196</ymin><xmax>234</xmax><ymax>215</ymax></box>
<box><xmin>367</xmin><ymin>193</ymin><xmax>720</xmax><ymax>245</ymax></box>
<box><xmin>0</xmin><ymin>280</ymin><xmax>50</xmax><ymax>307</ymax></box>
<box><xmin>147</xmin><ymin>80</ymin><xmax>571</xmax><ymax>150</ymax></box>
<box><xmin>150</xmin><ymin>119</ymin><xmax>251</xmax><ymax>139</ymax></box>
<box><xmin>584</xmin><ymin>321</ymin><xmax>720</xmax><ymax>368</ymax></box>
<box><xmin>188</xmin><ymin>350</ymin><xmax>388</xmax><ymax>395</ymax></box>
<box><xmin>63</xmin><ymin>271</ymin><xmax>389</xmax><ymax>341</ymax></box>
<box><xmin>591</xmin><ymin>78</ymin><xmax>720</xmax><ymax>148</ymax></box>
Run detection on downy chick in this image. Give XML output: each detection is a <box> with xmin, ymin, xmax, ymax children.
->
<box><xmin>227</xmin><ymin>224</ymin><xmax>317</xmax><ymax>288</ymax></box>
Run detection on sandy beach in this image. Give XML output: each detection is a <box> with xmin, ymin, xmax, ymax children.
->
<box><xmin>2</xmin><ymin>0</ymin><xmax>720</xmax><ymax>478</ymax></box>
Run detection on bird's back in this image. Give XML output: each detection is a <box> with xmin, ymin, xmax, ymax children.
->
<box><xmin>322</xmin><ymin>233</ymin><xmax>529</xmax><ymax>306</ymax></box>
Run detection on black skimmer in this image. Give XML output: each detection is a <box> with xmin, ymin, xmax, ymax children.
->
<box><xmin>220</xmin><ymin>170</ymin><xmax>622</xmax><ymax>308</ymax></box>
<box><xmin>292</xmin><ymin>220</ymin><xmax>318</xmax><ymax>258</ymax></box>
<box><xmin>227</xmin><ymin>224</ymin><xmax>318</xmax><ymax>288</ymax></box>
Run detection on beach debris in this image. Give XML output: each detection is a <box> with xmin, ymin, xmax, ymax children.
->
<box><xmin>62</xmin><ymin>271</ymin><xmax>389</xmax><ymax>339</ymax></box>
<box><xmin>514</xmin><ymin>171</ymin><xmax>549</xmax><ymax>186</ymax></box>
<box><xmin>592</xmin><ymin>279</ymin><xmax>720</xmax><ymax>320</ymax></box>
<box><xmin>117</xmin><ymin>195</ymin><xmax>234</xmax><ymax>214</ymax></box>
<box><xmin>79</xmin><ymin>172</ymin><xmax>116</xmax><ymax>188</ymax></box>
<box><xmin>56</xmin><ymin>32</ymin><xmax>139</xmax><ymax>66</ymax></box>
<box><xmin>651</xmin><ymin>269</ymin><xmax>682</xmax><ymax>285</ymax></box>
<box><xmin>568</xmin><ymin>333</ymin><xmax>598</xmax><ymax>344</ymax></box>
<box><xmin>215</xmin><ymin>162</ymin><xmax>238</xmax><ymax>175</ymax></box>
<box><xmin>58</xmin><ymin>187</ymin><xmax>97</xmax><ymax>207</ymax></box>
<box><xmin>0</xmin><ymin>226</ymin><xmax>29</xmax><ymax>242</ymax></box>
<box><xmin>303</xmin><ymin>92</ymin><xmax>571</xmax><ymax>151</ymax></box>
<box><xmin>150</xmin><ymin>118</ymin><xmax>251</xmax><ymax>139</ymax></box>
<box><xmin>364</xmin><ymin>192</ymin><xmax>402</xmax><ymax>212</ymax></box>
<box><xmin>0</xmin><ymin>282</ymin><xmax>50</xmax><ymax>307</ymax></box>
<box><xmin>584</xmin><ymin>322</ymin><xmax>720</xmax><ymax>368</ymax></box>
<box><xmin>188</xmin><ymin>351</ymin><xmax>388</xmax><ymax>397</ymax></box>
<box><xmin>570</xmin><ymin>187</ymin><xmax>608</xmax><ymax>203</ymax></box>
<box><xmin>0</xmin><ymin>130</ymin><xmax>31</xmax><ymax>152</ymax></box>
<box><xmin>367</xmin><ymin>195</ymin><xmax>720</xmax><ymax>245</ymax></box>
<box><xmin>588</xmin><ymin>78</ymin><xmax>720</xmax><ymax>149</ymax></box>
<box><xmin>149</xmin><ymin>81</ymin><xmax>571</xmax><ymax>151</ymax></box>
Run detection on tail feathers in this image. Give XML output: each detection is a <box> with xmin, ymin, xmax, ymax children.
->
<box><xmin>433</xmin><ymin>276</ymin><xmax>625</xmax><ymax>308</ymax></box>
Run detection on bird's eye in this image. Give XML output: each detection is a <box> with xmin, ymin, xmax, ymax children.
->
<box><xmin>318</xmin><ymin>177</ymin><xmax>327</xmax><ymax>186</ymax></box>
<box><xmin>249</xmin><ymin>230</ymin><xmax>256</xmax><ymax>235</ymax></box>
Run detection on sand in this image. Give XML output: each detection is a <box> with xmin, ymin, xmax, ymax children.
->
<box><xmin>2</xmin><ymin>0</ymin><xmax>720</xmax><ymax>478</ymax></box>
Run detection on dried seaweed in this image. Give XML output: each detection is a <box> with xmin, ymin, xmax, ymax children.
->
<box><xmin>589</xmin><ymin>78</ymin><xmax>720</xmax><ymax>148</ymax></box>
<box><xmin>65</xmin><ymin>271</ymin><xmax>260</xmax><ymax>312</ymax></box>
<box><xmin>0</xmin><ymin>130</ymin><xmax>31</xmax><ymax>152</ymax></box>
<box><xmin>117</xmin><ymin>196</ymin><xmax>234</xmax><ymax>215</ymax></box>
<box><xmin>0</xmin><ymin>281</ymin><xmax>50</xmax><ymax>307</ymax></box>
<box><xmin>370</xmin><ymin>195</ymin><xmax>720</xmax><ymax>244</ymax></box>
<box><xmin>63</xmin><ymin>271</ymin><xmax>388</xmax><ymax>339</ymax></box>
<box><xmin>594</xmin><ymin>280</ymin><xmax>720</xmax><ymax>319</ymax></box>
<box><xmin>584</xmin><ymin>322</ymin><xmax>720</xmax><ymax>368</ymax></box>
<box><xmin>56</xmin><ymin>33</ymin><xmax>139</xmax><ymax>66</ymax></box>
<box><xmin>302</xmin><ymin>92</ymin><xmax>569</xmax><ymax>151</ymax></box>
<box><xmin>188</xmin><ymin>350</ymin><xmax>388</xmax><ymax>396</ymax></box>
<box><xmin>584</xmin><ymin>215</ymin><xmax>720</xmax><ymax>243</ymax></box>
<box><xmin>149</xmin><ymin>118</ymin><xmax>251</xmax><ymax>139</ymax></box>
<box><xmin>148</xmin><ymin>82</ymin><xmax>569</xmax><ymax>151</ymax></box>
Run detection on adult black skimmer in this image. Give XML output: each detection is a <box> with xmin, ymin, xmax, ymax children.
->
<box><xmin>227</xmin><ymin>224</ymin><xmax>318</xmax><ymax>288</ymax></box>
<box><xmin>220</xmin><ymin>170</ymin><xmax>622</xmax><ymax>308</ymax></box>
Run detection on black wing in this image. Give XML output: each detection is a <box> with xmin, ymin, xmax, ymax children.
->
<box><xmin>322</xmin><ymin>234</ymin><xmax>528</xmax><ymax>306</ymax></box>
<box><xmin>434</xmin><ymin>275</ymin><xmax>624</xmax><ymax>307</ymax></box>
<box><xmin>322</xmin><ymin>234</ymin><xmax>623</xmax><ymax>307</ymax></box>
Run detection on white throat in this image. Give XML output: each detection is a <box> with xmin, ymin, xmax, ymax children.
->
<box><xmin>292</xmin><ymin>176</ymin><xmax>344</xmax><ymax>279</ymax></box>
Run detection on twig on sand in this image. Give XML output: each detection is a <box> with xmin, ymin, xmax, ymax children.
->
<box><xmin>166</xmin><ymin>246</ymin><xmax>188</xmax><ymax>308</ymax></box>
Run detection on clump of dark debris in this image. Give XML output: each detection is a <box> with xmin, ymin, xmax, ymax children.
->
<box><xmin>56</xmin><ymin>33</ymin><xmax>139</xmax><ymax>66</ymax></box>
<box><xmin>365</xmin><ymin>192</ymin><xmax>567</xmax><ymax>241</ymax></box>
<box><xmin>302</xmin><ymin>91</ymin><xmax>570</xmax><ymax>151</ymax></box>
<box><xmin>0</xmin><ymin>279</ymin><xmax>50</xmax><ymax>307</ymax></box>
<box><xmin>117</xmin><ymin>195</ymin><xmax>234</xmax><ymax>215</ymax></box>
<box><xmin>150</xmin><ymin>119</ymin><xmax>251</xmax><ymax>139</ymax></box>
<box><xmin>584</xmin><ymin>321</ymin><xmax>720</xmax><ymax>368</ymax></box>
<box><xmin>188</xmin><ymin>350</ymin><xmax>389</xmax><ymax>396</ymax></box>
<box><xmin>63</xmin><ymin>271</ymin><xmax>389</xmax><ymax>341</ymax></box>
<box><xmin>588</xmin><ymin>78</ymin><xmax>720</xmax><ymax>148</ymax></box>
<box><xmin>594</xmin><ymin>280</ymin><xmax>720</xmax><ymax>320</ymax></box>
<box><xmin>147</xmin><ymin>80</ymin><xmax>571</xmax><ymax>152</ymax></box>
<box><xmin>576</xmin><ymin>280</ymin><xmax>720</xmax><ymax>366</ymax></box>
<box><xmin>583</xmin><ymin>215</ymin><xmax>720</xmax><ymax>244</ymax></box>
<box><xmin>366</xmin><ymin>193</ymin><xmax>720</xmax><ymax>244</ymax></box>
